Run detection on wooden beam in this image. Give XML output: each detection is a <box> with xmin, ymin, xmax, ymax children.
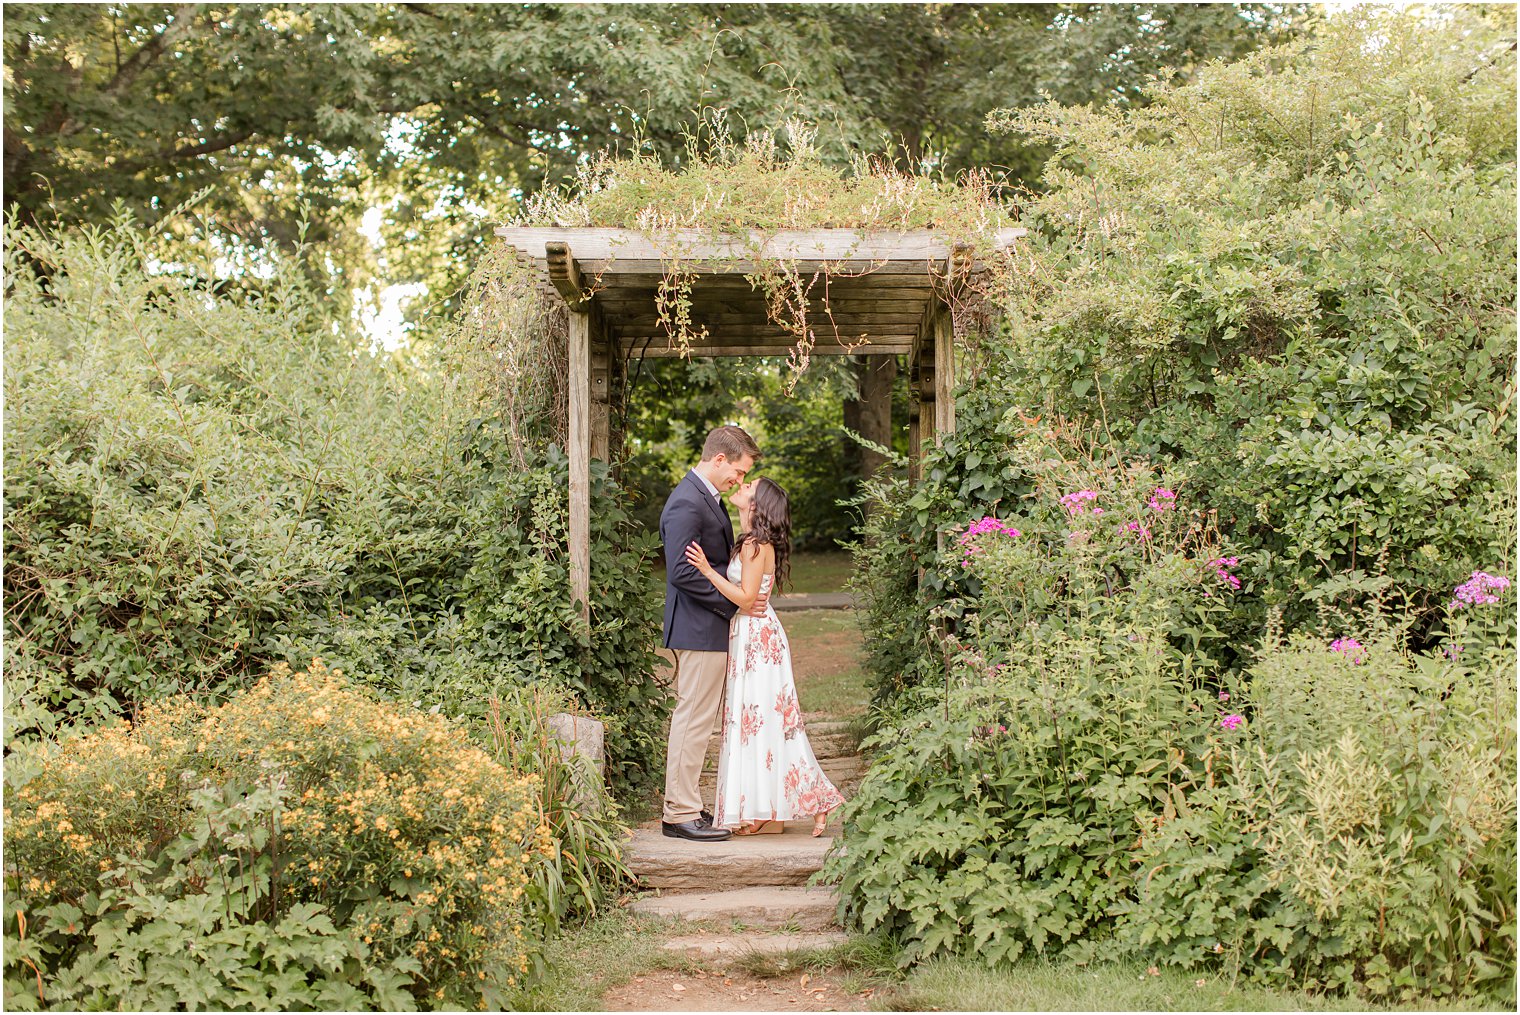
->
<box><xmin>500</xmin><ymin>226</ymin><xmax>1026</xmax><ymax>264</ymax></box>
<box><xmin>613</xmin><ymin>313</ymin><xmax>926</xmax><ymax>329</ymax></box>
<box><xmin>581</xmin><ymin>272</ymin><xmax>951</xmax><ymax>289</ymax></box>
<box><xmin>614</xmin><ymin>325</ymin><xmax>915</xmax><ymax>340</ymax></box>
<box><xmin>858</xmin><ymin>355</ymin><xmax>897</xmax><ymax>483</ymax></box>
<box><xmin>917</xmin><ymin>355</ymin><xmax>937</xmax><ymax>452</ymax></box>
<box><xmin>911</xmin><ymin>303</ymin><xmax>938</xmax><ymax>471</ymax></box>
<box><xmin>546</xmin><ymin>241</ymin><xmax>592</xmax><ymax>312</ymax></box>
<box><xmin>568</xmin><ymin>311</ymin><xmax>591</xmax><ymax>622</ymax></box>
<box><xmin>595</xmin><ymin>286</ymin><xmax>937</xmax><ymax>303</ymax></box>
<box><xmin>907</xmin><ymin>360</ymin><xmax>923</xmax><ymax>486</ymax></box>
<box><xmin>620</xmin><ymin>340</ymin><xmax>912</xmax><ymax>358</ymax></box>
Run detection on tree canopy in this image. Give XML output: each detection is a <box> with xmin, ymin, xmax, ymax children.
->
<box><xmin>4</xmin><ymin>3</ymin><xmax>1304</xmax><ymax>318</ymax></box>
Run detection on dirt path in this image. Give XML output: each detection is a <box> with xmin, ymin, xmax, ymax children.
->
<box><xmin>603</xmin><ymin>966</ymin><xmax>876</xmax><ymax>1011</ymax></box>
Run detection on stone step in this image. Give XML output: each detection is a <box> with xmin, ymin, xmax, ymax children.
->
<box><xmin>660</xmin><ymin>931</ymin><xmax>850</xmax><ymax>957</ymax></box>
<box><xmin>628</xmin><ymin>886</ymin><xmax>839</xmax><ymax>931</ymax></box>
<box><xmin>628</xmin><ymin>822</ymin><xmax>834</xmax><ymax>891</ymax></box>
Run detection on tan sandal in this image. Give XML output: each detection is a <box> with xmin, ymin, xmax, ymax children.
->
<box><xmin>812</xmin><ymin>810</ymin><xmax>835</xmax><ymax>838</ymax></box>
<box><xmin>735</xmin><ymin>819</ymin><xmax>784</xmax><ymax>835</ymax></box>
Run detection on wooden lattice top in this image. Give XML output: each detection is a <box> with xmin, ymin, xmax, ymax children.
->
<box><xmin>494</xmin><ymin>226</ymin><xmax>1024</xmax><ymax>358</ymax></box>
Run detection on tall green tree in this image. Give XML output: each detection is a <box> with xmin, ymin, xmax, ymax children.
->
<box><xmin>5</xmin><ymin>3</ymin><xmax>1303</xmax><ymax>311</ymax></box>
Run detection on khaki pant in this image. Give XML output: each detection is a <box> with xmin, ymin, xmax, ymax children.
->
<box><xmin>662</xmin><ymin>649</ymin><xmax>727</xmax><ymax>824</ymax></box>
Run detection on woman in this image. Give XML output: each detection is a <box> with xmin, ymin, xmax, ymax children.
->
<box><xmin>684</xmin><ymin>477</ymin><xmax>845</xmax><ymax>837</ymax></box>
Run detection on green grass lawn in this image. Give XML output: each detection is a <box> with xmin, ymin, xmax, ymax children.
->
<box><xmin>500</xmin><ymin>910</ymin><xmax>667</xmax><ymax>1011</ymax></box>
<box><xmin>883</xmin><ymin>955</ymin><xmax>1499</xmax><ymax>1012</ymax></box>
<box><xmin>646</xmin><ymin>548</ymin><xmax>854</xmax><ymax>595</ymax></box>
<box><xmin>504</xmin><ymin>916</ymin><xmax>1505</xmax><ymax>1012</ymax></box>
<box><xmin>784</xmin><ymin>549</ymin><xmax>855</xmax><ymax>594</ymax></box>
<box><xmin>783</xmin><ymin>608</ymin><xmax>872</xmax><ymax>720</ymax></box>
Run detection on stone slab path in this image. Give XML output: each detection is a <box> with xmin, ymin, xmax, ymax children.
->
<box><xmin>771</xmin><ymin>591</ymin><xmax>856</xmax><ymax>611</ymax></box>
<box><xmin>612</xmin><ymin>604</ymin><xmax>871</xmax><ymax>1010</ymax></box>
<box><xmin>625</xmin><ymin>717</ymin><xmax>865</xmax><ymax>968</ymax></box>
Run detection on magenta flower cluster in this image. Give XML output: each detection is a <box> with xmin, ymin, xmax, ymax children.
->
<box><xmin>1147</xmin><ymin>487</ymin><xmax>1177</xmax><ymax>513</ymax></box>
<box><xmin>1123</xmin><ymin>520</ymin><xmax>1152</xmax><ymax>541</ymax></box>
<box><xmin>958</xmin><ymin>516</ymin><xmax>1020</xmax><ymax>566</ymax></box>
<box><xmin>1219</xmin><ymin>714</ymin><xmax>1244</xmax><ymax>731</ymax></box>
<box><xmin>1060</xmin><ymin>489</ymin><xmax>1102</xmax><ymax>516</ymax></box>
<box><xmin>1207</xmin><ymin>556</ymin><xmax>1242</xmax><ymax>591</ymax></box>
<box><xmin>1330</xmin><ymin>637</ymin><xmax>1366</xmax><ymax>664</ymax></box>
<box><xmin>1450</xmin><ymin>571</ymin><xmax>1511</xmax><ymax>609</ymax></box>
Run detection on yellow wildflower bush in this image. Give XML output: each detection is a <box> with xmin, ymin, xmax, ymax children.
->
<box><xmin>3</xmin><ymin>662</ymin><xmax>551</xmax><ymax>1011</ymax></box>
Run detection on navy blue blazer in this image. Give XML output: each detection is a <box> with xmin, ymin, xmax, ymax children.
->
<box><xmin>660</xmin><ymin>470</ymin><xmax>738</xmax><ymax>650</ymax></box>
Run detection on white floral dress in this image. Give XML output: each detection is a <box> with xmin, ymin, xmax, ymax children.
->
<box><xmin>713</xmin><ymin>557</ymin><xmax>846</xmax><ymax>829</ymax></box>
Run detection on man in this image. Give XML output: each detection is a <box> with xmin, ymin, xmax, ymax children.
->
<box><xmin>659</xmin><ymin>424</ymin><xmax>767</xmax><ymax>841</ymax></box>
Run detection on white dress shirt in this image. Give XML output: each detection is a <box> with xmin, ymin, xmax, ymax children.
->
<box><xmin>692</xmin><ymin>469</ymin><xmax>721</xmax><ymax>502</ymax></box>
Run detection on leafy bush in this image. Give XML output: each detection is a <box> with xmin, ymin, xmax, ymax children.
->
<box><xmin>480</xmin><ymin>686</ymin><xmax>634</xmax><ymax>944</ymax></box>
<box><xmin>828</xmin><ymin>598</ymin><xmax>1516</xmax><ymax>1002</ymax></box>
<box><xmin>979</xmin><ymin>7</ymin><xmax>1516</xmax><ymax>636</ymax></box>
<box><xmin>3</xmin><ymin>662</ymin><xmax>551</xmax><ymax>1010</ymax></box>
<box><xmin>3</xmin><ymin>219</ymin><xmax>667</xmax><ymax>799</ymax></box>
<box><xmin>826</xmin><ymin>634</ymin><xmax>1217</xmax><ymax>967</ymax></box>
<box><xmin>828</xmin><ymin>448</ymin><xmax>1233</xmax><ymax>964</ymax></box>
<box><xmin>830</xmin><ymin>410</ymin><xmax>1515</xmax><ymax>1000</ymax></box>
<box><xmin>846</xmin><ymin>387</ymin><xmax>1042</xmax><ymax>701</ymax></box>
<box><xmin>1117</xmin><ymin>629</ymin><xmax>1516</xmax><ymax>1002</ymax></box>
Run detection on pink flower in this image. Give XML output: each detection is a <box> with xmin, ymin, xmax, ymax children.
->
<box><xmin>957</xmin><ymin>516</ymin><xmax>1020</xmax><ymax>566</ymax></box>
<box><xmin>1329</xmin><ymin>637</ymin><xmax>1365</xmax><ymax>663</ymax></box>
<box><xmin>1124</xmin><ymin>520</ymin><xmax>1152</xmax><ymax>541</ymax></box>
<box><xmin>1060</xmin><ymin>489</ymin><xmax>1100</xmax><ymax>516</ymax></box>
<box><xmin>1218</xmin><ymin>691</ymin><xmax>1230</xmax><ymax>702</ymax></box>
<box><xmin>1207</xmin><ymin>556</ymin><xmax>1242</xmax><ymax>591</ymax></box>
<box><xmin>1219</xmin><ymin>714</ymin><xmax>1244</xmax><ymax>731</ymax></box>
<box><xmin>1450</xmin><ymin>571</ymin><xmax>1511</xmax><ymax>609</ymax></box>
<box><xmin>739</xmin><ymin>704</ymin><xmax>764</xmax><ymax>744</ymax></box>
<box><xmin>1148</xmin><ymin>488</ymin><xmax>1177</xmax><ymax>513</ymax></box>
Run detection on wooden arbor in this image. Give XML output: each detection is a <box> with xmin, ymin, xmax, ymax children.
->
<box><xmin>494</xmin><ymin>226</ymin><xmax>1024</xmax><ymax>618</ymax></box>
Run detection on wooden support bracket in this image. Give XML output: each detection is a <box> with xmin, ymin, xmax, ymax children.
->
<box><xmin>546</xmin><ymin>241</ymin><xmax>592</xmax><ymax>312</ymax></box>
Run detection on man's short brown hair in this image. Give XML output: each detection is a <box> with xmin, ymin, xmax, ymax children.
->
<box><xmin>700</xmin><ymin>425</ymin><xmax>761</xmax><ymax>464</ymax></box>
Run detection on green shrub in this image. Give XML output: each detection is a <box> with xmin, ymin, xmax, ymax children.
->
<box><xmin>830</xmin><ymin>425</ymin><xmax>1515</xmax><ymax>1001</ymax></box>
<box><xmin>825</xmin><ymin>626</ymin><xmax>1218</xmax><ymax>967</ymax></box>
<box><xmin>3</xmin><ymin>662</ymin><xmax>550</xmax><ymax>1010</ymax></box>
<box><xmin>1117</xmin><ymin>631</ymin><xmax>1517</xmax><ymax>1002</ymax></box>
<box><xmin>979</xmin><ymin>7</ymin><xmax>1516</xmax><ymax>635</ymax></box>
<box><xmin>3</xmin><ymin>220</ymin><xmax>667</xmax><ymax>799</ymax></box>
<box><xmin>828</xmin><ymin>447</ymin><xmax>1234</xmax><ymax>963</ymax></box>
<box><xmin>480</xmin><ymin>686</ymin><xmax>634</xmax><ymax>944</ymax></box>
<box><xmin>846</xmin><ymin>388</ymin><xmax>1044</xmax><ymax>702</ymax></box>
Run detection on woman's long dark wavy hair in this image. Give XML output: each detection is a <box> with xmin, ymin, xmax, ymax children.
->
<box><xmin>732</xmin><ymin>477</ymin><xmax>791</xmax><ymax>592</ymax></box>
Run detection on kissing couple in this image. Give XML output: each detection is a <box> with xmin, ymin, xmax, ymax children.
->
<box><xmin>659</xmin><ymin>425</ymin><xmax>846</xmax><ymax>842</ymax></box>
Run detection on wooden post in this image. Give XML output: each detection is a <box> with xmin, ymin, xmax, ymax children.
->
<box><xmin>907</xmin><ymin>354</ymin><xmax>922</xmax><ymax>485</ymax></box>
<box><xmin>916</xmin><ymin>308</ymin><xmax>939</xmax><ymax>457</ymax></box>
<box><xmin>551</xmin><ymin>240</ymin><xmax>594</xmax><ymax>623</ymax></box>
<box><xmin>933</xmin><ymin>304</ymin><xmax>955</xmax><ymax>440</ymax></box>
<box><xmin>589</xmin><ymin>304</ymin><xmax>611</xmax><ymax>463</ymax></box>
<box><xmin>568</xmin><ymin>310</ymin><xmax>591</xmax><ymax>622</ymax></box>
<box><xmin>857</xmin><ymin>354</ymin><xmax>896</xmax><ymax>482</ymax></box>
